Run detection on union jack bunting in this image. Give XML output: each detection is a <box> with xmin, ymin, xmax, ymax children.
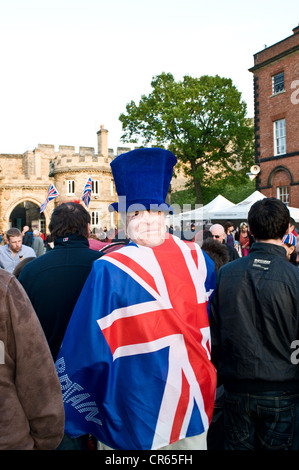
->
<box><xmin>55</xmin><ymin>234</ymin><xmax>216</xmax><ymax>450</ymax></box>
<box><xmin>82</xmin><ymin>177</ymin><xmax>92</xmax><ymax>207</ymax></box>
<box><xmin>40</xmin><ymin>184</ymin><xmax>59</xmax><ymax>213</ymax></box>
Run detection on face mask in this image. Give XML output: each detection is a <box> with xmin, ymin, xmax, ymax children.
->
<box><xmin>126</xmin><ymin>210</ymin><xmax>166</xmax><ymax>247</ymax></box>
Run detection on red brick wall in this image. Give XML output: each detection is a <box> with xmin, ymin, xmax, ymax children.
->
<box><xmin>250</xmin><ymin>27</ymin><xmax>299</xmax><ymax>207</ymax></box>
<box><xmin>253</xmin><ymin>27</ymin><xmax>299</xmax><ymax>66</ymax></box>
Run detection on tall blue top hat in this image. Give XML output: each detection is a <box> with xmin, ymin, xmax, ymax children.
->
<box><xmin>109</xmin><ymin>147</ymin><xmax>177</xmax><ymax>213</ymax></box>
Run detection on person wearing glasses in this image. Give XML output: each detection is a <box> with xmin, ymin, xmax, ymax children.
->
<box><xmin>209</xmin><ymin>223</ymin><xmax>239</xmax><ymax>262</ymax></box>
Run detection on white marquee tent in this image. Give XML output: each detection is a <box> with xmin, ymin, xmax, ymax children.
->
<box><xmin>167</xmin><ymin>191</ymin><xmax>299</xmax><ymax>227</ymax></box>
<box><xmin>288</xmin><ymin>206</ymin><xmax>299</xmax><ymax>223</ymax></box>
<box><xmin>181</xmin><ymin>194</ymin><xmax>235</xmax><ymax>221</ymax></box>
<box><xmin>167</xmin><ymin>194</ymin><xmax>235</xmax><ymax>226</ymax></box>
<box><xmin>209</xmin><ymin>190</ymin><xmax>299</xmax><ymax>223</ymax></box>
<box><xmin>209</xmin><ymin>191</ymin><xmax>266</xmax><ymax>221</ymax></box>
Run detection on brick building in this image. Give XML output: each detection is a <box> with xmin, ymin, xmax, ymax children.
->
<box><xmin>0</xmin><ymin>126</ymin><xmax>127</xmax><ymax>234</ymax></box>
<box><xmin>249</xmin><ymin>25</ymin><xmax>299</xmax><ymax>207</ymax></box>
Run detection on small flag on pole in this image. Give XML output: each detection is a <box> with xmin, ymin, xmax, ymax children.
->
<box><xmin>82</xmin><ymin>177</ymin><xmax>92</xmax><ymax>207</ymax></box>
<box><xmin>40</xmin><ymin>184</ymin><xmax>60</xmax><ymax>213</ymax></box>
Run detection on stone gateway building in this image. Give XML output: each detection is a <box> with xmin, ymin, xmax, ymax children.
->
<box><xmin>0</xmin><ymin>125</ymin><xmax>129</xmax><ymax>235</ymax></box>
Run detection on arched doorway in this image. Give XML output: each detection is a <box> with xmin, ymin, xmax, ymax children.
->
<box><xmin>9</xmin><ymin>201</ymin><xmax>45</xmax><ymax>234</ymax></box>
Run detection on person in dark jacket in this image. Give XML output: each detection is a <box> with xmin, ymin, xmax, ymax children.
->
<box><xmin>210</xmin><ymin>198</ymin><xmax>299</xmax><ymax>450</ymax></box>
<box><xmin>22</xmin><ymin>225</ymin><xmax>33</xmax><ymax>247</ymax></box>
<box><xmin>18</xmin><ymin>201</ymin><xmax>103</xmax><ymax>450</ymax></box>
<box><xmin>19</xmin><ymin>202</ymin><xmax>102</xmax><ymax>361</ymax></box>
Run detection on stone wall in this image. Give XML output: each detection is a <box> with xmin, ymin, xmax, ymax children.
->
<box><xmin>0</xmin><ymin>126</ymin><xmax>119</xmax><ymax>233</ymax></box>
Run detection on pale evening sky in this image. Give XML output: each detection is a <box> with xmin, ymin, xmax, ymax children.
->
<box><xmin>0</xmin><ymin>0</ymin><xmax>298</xmax><ymax>155</ymax></box>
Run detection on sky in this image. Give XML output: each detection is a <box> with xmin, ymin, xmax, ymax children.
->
<box><xmin>0</xmin><ymin>0</ymin><xmax>298</xmax><ymax>155</ymax></box>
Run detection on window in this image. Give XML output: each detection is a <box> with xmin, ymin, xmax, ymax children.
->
<box><xmin>273</xmin><ymin>119</ymin><xmax>286</xmax><ymax>155</ymax></box>
<box><xmin>67</xmin><ymin>180</ymin><xmax>75</xmax><ymax>195</ymax></box>
<box><xmin>39</xmin><ymin>219</ymin><xmax>46</xmax><ymax>234</ymax></box>
<box><xmin>277</xmin><ymin>186</ymin><xmax>289</xmax><ymax>205</ymax></box>
<box><xmin>91</xmin><ymin>211</ymin><xmax>100</xmax><ymax>226</ymax></box>
<box><xmin>92</xmin><ymin>180</ymin><xmax>100</xmax><ymax>195</ymax></box>
<box><xmin>272</xmin><ymin>72</ymin><xmax>284</xmax><ymax>94</ymax></box>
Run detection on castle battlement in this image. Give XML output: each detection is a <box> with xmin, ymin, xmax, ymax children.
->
<box><xmin>0</xmin><ymin>125</ymin><xmax>122</xmax><ymax>233</ymax></box>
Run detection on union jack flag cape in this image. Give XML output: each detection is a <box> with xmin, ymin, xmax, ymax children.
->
<box><xmin>40</xmin><ymin>184</ymin><xmax>59</xmax><ymax>213</ymax></box>
<box><xmin>55</xmin><ymin>234</ymin><xmax>216</xmax><ymax>450</ymax></box>
<box><xmin>82</xmin><ymin>177</ymin><xmax>92</xmax><ymax>207</ymax></box>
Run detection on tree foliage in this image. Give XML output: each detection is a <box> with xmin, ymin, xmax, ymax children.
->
<box><xmin>171</xmin><ymin>174</ymin><xmax>255</xmax><ymax>209</ymax></box>
<box><xmin>119</xmin><ymin>72</ymin><xmax>254</xmax><ymax>204</ymax></box>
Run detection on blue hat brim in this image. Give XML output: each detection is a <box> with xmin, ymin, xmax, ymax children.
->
<box><xmin>108</xmin><ymin>201</ymin><xmax>174</xmax><ymax>214</ymax></box>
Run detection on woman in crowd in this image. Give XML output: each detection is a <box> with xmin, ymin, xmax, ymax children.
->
<box><xmin>235</xmin><ymin>222</ymin><xmax>254</xmax><ymax>257</ymax></box>
<box><xmin>223</xmin><ymin>221</ymin><xmax>235</xmax><ymax>248</ymax></box>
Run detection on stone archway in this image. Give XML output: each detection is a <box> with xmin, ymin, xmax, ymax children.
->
<box><xmin>9</xmin><ymin>201</ymin><xmax>45</xmax><ymax>233</ymax></box>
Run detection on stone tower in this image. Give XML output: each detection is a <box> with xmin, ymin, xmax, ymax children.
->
<box><xmin>0</xmin><ymin>125</ymin><xmax>122</xmax><ymax>234</ymax></box>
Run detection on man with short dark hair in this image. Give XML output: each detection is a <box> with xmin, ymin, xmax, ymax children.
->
<box><xmin>0</xmin><ymin>228</ymin><xmax>36</xmax><ymax>273</ymax></box>
<box><xmin>19</xmin><ymin>202</ymin><xmax>102</xmax><ymax>361</ymax></box>
<box><xmin>19</xmin><ymin>202</ymin><xmax>103</xmax><ymax>450</ymax></box>
<box><xmin>210</xmin><ymin>198</ymin><xmax>299</xmax><ymax>450</ymax></box>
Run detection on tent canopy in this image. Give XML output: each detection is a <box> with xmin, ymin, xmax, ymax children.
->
<box><xmin>288</xmin><ymin>206</ymin><xmax>299</xmax><ymax>223</ymax></box>
<box><xmin>209</xmin><ymin>191</ymin><xmax>266</xmax><ymax>220</ymax></box>
<box><xmin>167</xmin><ymin>194</ymin><xmax>235</xmax><ymax>226</ymax></box>
<box><xmin>167</xmin><ymin>191</ymin><xmax>299</xmax><ymax>226</ymax></box>
<box><xmin>181</xmin><ymin>194</ymin><xmax>235</xmax><ymax>221</ymax></box>
<box><xmin>209</xmin><ymin>190</ymin><xmax>299</xmax><ymax>223</ymax></box>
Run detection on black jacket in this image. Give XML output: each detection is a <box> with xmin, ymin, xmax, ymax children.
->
<box><xmin>23</xmin><ymin>231</ymin><xmax>33</xmax><ymax>247</ymax></box>
<box><xmin>225</xmin><ymin>242</ymin><xmax>239</xmax><ymax>262</ymax></box>
<box><xmin>210</xmin><ymin>242</ymin><xmax>299</xmax><ymax>392</ymax></box>
<box><xmin>18</xmin><ymin>234</ymin><xmax>102</xmax><ymax>360</ymax></box>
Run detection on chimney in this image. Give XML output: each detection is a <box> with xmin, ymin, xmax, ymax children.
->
<box><xmin>292</xmin><ymin>25</ymin><xmax>299</xmax><ymax>35</ymax></box>
<box><xmin>97</xmin><ymin>125</ymin><xmax>108</xmax><ymax>158</ymax></box>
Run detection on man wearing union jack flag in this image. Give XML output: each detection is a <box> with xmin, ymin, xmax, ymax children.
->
<box><xmin>56</xmin><ymin>148</ymin><xmax>217</xmax><ymax>450</ymax></box>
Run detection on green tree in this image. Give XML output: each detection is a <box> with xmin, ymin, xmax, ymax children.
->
<box><xmin>171</xmin><ymin>174</ymin><xmax>255</xmax><ymax>209</ymax></box>
<box><xmin>119</xmin><ymin>72</ymin><xmax>254</xmax><ymax>204</ymax></box>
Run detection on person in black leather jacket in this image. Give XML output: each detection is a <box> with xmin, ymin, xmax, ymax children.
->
<box><xmin>210</xmin><ymin>198</ymin><xmax>299</xmax><ymax>450</ymax></box>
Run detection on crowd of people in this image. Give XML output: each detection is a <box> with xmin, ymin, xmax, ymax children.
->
<box><xmin>1</xmin><ymin>147</ymin><xmax>299</xmax><ymax>451</ymax></box>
